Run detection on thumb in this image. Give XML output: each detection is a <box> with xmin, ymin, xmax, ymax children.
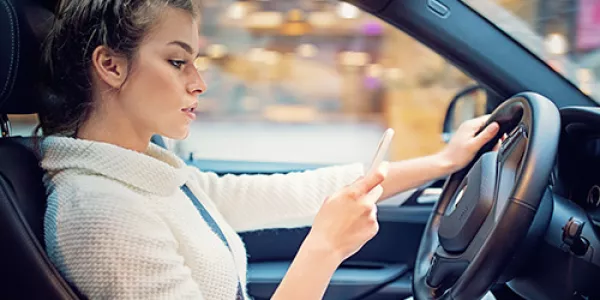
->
<box><xmin>473</xmin><ymin>122</ymin><xmax>500</xmax><ymax>148</ymax></box>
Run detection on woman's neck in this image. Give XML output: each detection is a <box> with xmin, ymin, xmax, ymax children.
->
<box><xmin>76</xmin><ymin>109</ymin><xmax>151</xmax><ymax>153</ymax></box>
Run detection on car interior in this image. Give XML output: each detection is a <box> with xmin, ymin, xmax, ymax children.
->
<box><xmin>2</xmin><ymin>0</ymin><xmax>600</xmax><ymax>299</ymax></box>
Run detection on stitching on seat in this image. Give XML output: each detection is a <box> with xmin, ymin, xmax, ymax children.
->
<box><xmin>0</xmin><ymin>0</ymin><xmax>17</xmax><ymax>102</ymax></box>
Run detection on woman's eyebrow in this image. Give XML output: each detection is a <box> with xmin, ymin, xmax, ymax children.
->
<box><xmin>167</xmin><ymin>40</ymin><xmax>201</xmax><ymax>58</ymax></box>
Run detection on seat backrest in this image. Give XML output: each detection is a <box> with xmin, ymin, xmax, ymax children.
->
<box><xmin>0</xmin><ymin>0</ymin><xmax>81</xmax><ymax>298</ymax></box>
<box><xmin>0</xmin><ymin>137</ymin><xmax>80</xmax><ymax>299</ymax></box>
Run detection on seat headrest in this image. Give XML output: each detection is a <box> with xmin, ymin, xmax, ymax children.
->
<box><xmin>0</xmin><ymin>0</ymin><xmax>54</xmax><ymax>114</ymax></box>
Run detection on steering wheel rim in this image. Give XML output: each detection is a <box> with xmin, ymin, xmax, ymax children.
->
<box><xmin>412</xmin><ymin>92</ymin><xmax>561</xmax><ymax>300</ymax></box>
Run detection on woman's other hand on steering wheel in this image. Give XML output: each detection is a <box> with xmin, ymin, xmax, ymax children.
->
<box><xmin>438</xmin><ymin>115</ymin><xmax>501</xmax><ymax>173</ymax></box>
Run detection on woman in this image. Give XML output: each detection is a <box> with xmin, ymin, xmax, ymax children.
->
<box><xmin>38</xmin><ymin>0</ymin><xmax>500</xmax><ymax>299</ymax></box>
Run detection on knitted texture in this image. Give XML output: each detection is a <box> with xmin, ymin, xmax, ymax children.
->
<box><xmin>41</xmin><ymin>136</ymin><xmax>364</xmax><ymax>299</ymax></box>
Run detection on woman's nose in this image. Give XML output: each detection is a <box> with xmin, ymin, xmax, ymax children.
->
<box><xmin>187</xmin><ymin>67</ymin><xmax>207</xmax><ymax>96</ymax></box>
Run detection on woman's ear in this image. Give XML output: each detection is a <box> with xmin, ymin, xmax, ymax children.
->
<box><xmin>90</xmin><ymin>45</ymin><xmax>129</xmax><ymax>89</ymax></box>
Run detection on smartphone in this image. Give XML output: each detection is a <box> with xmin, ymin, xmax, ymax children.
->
<box><xmin>367</xmin><ymin>128</ymin><xmax>395</xmax><ymax>174</ymax></box>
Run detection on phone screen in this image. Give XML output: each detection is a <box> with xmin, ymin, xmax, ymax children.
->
<box><xmin>367</xmin><ymin>128</ymin><xmax>395</xmax><ymax>174</ymax></box>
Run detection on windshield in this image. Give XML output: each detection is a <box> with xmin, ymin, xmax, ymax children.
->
<box><xmin>464</xmin><ymin>0</ymin><xmax>600</xmax><ymax>102</ymax></box>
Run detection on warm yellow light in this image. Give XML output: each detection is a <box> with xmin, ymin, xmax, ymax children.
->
<box><xmin>297</xmin><ymin>44</ymin><xmax>318</xmax><ymax>58</ymax></box>
<box><xmin>307</xmin><ymin>12</ymin><xmax>335</xmax><ymax>28</ymax></box>
<box><xmin>366</xmin><ymin>64</ymin><xmax>383</xmax><ymax>78</ymax></box>
<box><xmin>287</xmin><ymin>9</ymin><xmax>305</xmax><ymax>22</ymax></box>
<box><xmin>578</xmin><ymin>68</ymin><xmax>593</xmax><ymax>82</ymax></box>
<box><xmin>194</xmin><ymin>57</ymin><xmax>210</xmax><ymax>71</ymax></box>
<box><xmin>249</xmin><ymin>48</ymin><xmax>265</xmax><ymax>62</ymax></box>
<box><xmin>227</xmin><ymin>2</ymin><xmax>247</xmax><ymax>20</ymax></box>
<box><xmin>280</xmin><ymin>10</ymin><xmax>311</xmax><ymax>36</ymax></box>
<box><xmin>246</xmin><ymin>12</ymin><xmax>283</xmax><ymax>28</ymax></box>
<box><xmin>337</xmin><ymin>2</ymin><xmax>360</xmax><ymax>19</ymax></box>
<box><xmin>206</xmin><ymin>44</ymin><xmax>228</xmax><ymax>59</ymax></box>
<box><xmin>545</xmin><ymin>33</ymin><xmax>568</xmax><ymax>55</ymax></box>
<box><xmin>263</xmin><ymin>105</ymin><xmax>318</xmax><ymax>122</ymax></box>
<box><xmin>577</xmin><ymin>68</ymin><xmax>594</xmax><ymax>95</ymax></box>
<box><xmin>339</xmin><ymin>51</ymin><xmax>369</xmax><ymax>66</ymax></box>
<box><xmin>263</xmin><ymin>51</ymin><xmax>280</xmax><ymax>65</ymax></box>
<box><xmin>385</xmin><ymin>68</ymin><xmax>404</xmax><ymax>81</ymax></box>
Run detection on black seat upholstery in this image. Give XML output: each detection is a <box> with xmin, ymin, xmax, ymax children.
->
<box><xmin>0</xmin><ymin>137</ymin><xmax>81</xmax><ymax>299</ymax></box>
<box><xmin>0</xmin><ymin>0</ymin><xmax>81</xmax><ymax>298</ymax></box>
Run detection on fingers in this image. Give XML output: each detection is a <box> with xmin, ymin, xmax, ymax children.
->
<box><xmin>473</xmin><ymin>121</ymin><xmax>500</xmax><ymax>148</ymax></box>
<box><xmin>465</xmin><ymin>115</ymin><xmax>502</xmax><ymax>149</ymax></box>
<box><xmin>339</xmin><ymin>162</ymin><xmax>388</xmax><ymax>204</ymax></box>
<box><xmin>468</xmin><ymin>114</ymin><xmax>491</xmax><ymax>128</ymax></box>
<box><xmin>363</xmin><ymin>184</ymin><xmax>384</xmax><ymax>204</ymax></box>
<box><xmin>355</xmin><ymin>161</ymin><xmax>389</xmax><ymax>195</ymax></box>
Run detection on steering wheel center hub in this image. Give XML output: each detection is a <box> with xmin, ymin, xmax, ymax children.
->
<box><xmin>438</xmin><ymin>152</ymin><xmax>498</xmax><ymax>253</ymax></box>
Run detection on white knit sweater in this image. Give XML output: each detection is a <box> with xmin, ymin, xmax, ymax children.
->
<box><xmin>41</xmin><ymin>137</ymin><xmax>364</xmax><ymax>300</ymax></box>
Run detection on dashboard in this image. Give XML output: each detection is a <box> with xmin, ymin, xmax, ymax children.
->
<box><xmin>555</xmin><ymin>107</ymin><xmax>600</xmax><ymax>228</ymax></box>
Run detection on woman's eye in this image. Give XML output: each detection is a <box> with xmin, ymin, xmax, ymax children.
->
<box><xmin>169</xmin><ymin>60</ymin><xmax>186</xmax><ymax>69</ymax></box>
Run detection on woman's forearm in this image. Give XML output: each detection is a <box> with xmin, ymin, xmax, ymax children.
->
<box><xmin>271</xmin><ymin>234</ymin><xmax>342</xmax><ymax>300</ymax></box>
<box><xmin>380</xmin><ymin>153</ymin><xmax>455</xmax><ymax>200</ymax></box>
<box><xmin>377</xmin><ymin>115</ymin><xmax>501</xmax><ymax>200</ymax></box>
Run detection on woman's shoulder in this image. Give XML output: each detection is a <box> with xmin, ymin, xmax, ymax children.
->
<box><xmin>43</xmin><ymin>172</ymin><xmax>176</xmax><ymax>280</ymax></box>
<box><xmin>43</xmin><ymin>171</ymin><xmax>168</xmax><ymax>254</ymax></box>
<box><xmin>45</xmin><ymin>170</ymin><xmax>152</xmax><ymax>216</ymax></box>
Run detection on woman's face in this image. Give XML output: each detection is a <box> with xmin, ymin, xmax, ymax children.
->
<box><xmin>116</xmin><ymin>7</ymin><xmax>206</xmax><ymax>140</ymax></box>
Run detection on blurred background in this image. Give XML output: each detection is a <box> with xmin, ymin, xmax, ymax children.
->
<box><xmin>10</xmin><ymin>0</ymin><xmax>600</xmax><ymax>166</ymax></box>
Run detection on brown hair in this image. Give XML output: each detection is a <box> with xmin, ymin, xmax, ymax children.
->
<box><xmin>37</xmin><ymin>0</ymin><xmax>200</xmax><ymax>137</ymax></box>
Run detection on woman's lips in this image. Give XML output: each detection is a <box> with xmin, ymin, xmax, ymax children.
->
<box><xmin>182</xmin><ymin>107</ymin><xmax>196</xmax><ymax>120</ymax></box>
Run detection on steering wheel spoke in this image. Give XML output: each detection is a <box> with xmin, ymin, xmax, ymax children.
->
<box><xmin>496</xmin><ymin>124</ymin><xmax>528</xmax><ymax>165</ymax></box>
<box><xmin>426</xmin><ymin>247</ymin><xmax>470</xmax><ymax>288</ymax></box>
<box><xmin>491</xmin><ymin>125</ymin><xmax>529</xmax><ymax>223</ymax></box>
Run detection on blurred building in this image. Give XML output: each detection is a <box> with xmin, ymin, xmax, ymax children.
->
<box><xmin>188</xmin><ymin>0</ymin><xmax>600</xmax><ymax>162</ymax></box>
<box><xmin>188</xmin><ymin>0</ymin><xmax>485</xmax><ymax>161</ymax></box>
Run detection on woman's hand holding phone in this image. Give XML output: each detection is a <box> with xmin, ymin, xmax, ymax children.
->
<box><xmin>307</xmin><ymin>129</ymin><xmax>394</xmax><ymax>263</ymax></box>
<box><xmin>308</xmin><ymin>162</ymin><xmax>389</xmax><ymax>262</ymax></box>
<box><xmin>272</xmin><ymin>161</ymin><xmax>390</xmax><ymax>300</ymax></box>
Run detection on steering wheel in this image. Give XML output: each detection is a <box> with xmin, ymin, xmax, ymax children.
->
<box><xmin>412</xmin><ymin>92</ymin><xmax>561</xmax><ymax>300</ymax></box>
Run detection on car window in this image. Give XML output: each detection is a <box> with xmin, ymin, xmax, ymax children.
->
<box><xmin>464</xmin><ymin>0</ymin><xmax>600</xmax><ymax>102</ymax></box>
<box><xmin>8</xmin><ymin>114</ymin><xmax>39</xmax><ymax>137</ymax></box>
<box><xmin>172</xmin><ymin>1</ymin><xmax>485</xmax><ymax>165</ymax></box>
<box><xmin>8</xmin><ymin>1</ymin><xmax>486</xmax><ymax>166</ymax></box>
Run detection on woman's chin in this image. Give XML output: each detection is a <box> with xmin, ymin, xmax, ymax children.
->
<box><xmin>161</xmin><ymin>128</ymin><xmax>190</xmax><ymax>141</ymax></box>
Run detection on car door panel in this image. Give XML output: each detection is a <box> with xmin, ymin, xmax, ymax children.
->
<box><xmin>240</xmin><ymin>201</ymin><xmax>433</xmax><ymax>299</ymax></box>
<box><xmin>361</xmin><ymin>274</ymin><xmax>413</xmax><ymax>300</ymax></box>
<box><xmin>247</xmin><ymin>262</ymin><xmax>408</xmax><ymax>300</ymax></box>
<box><xmin>194</xmin><ymin>161</ymin><xmax>437</xmax><ymax>299</ymax></box>
<box><xmin>240</xmin><ymin>206</ymin><xmax>429</xmax><ymax>263</ymax></box>
<box><xmin>241</xmin><ymin>203</ymin><xmax>429</xmax><ymax>299</ymax></box>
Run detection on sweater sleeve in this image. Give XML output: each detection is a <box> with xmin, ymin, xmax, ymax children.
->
<box><xmin>45</xmin><ymin>191</ymin><xmax>205</xmax><ymax>299</ymax></box>
<box><xmin>189</xmin><ymin>163</ymin><xmax>365</xmax><ymax>232</ymax></box>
